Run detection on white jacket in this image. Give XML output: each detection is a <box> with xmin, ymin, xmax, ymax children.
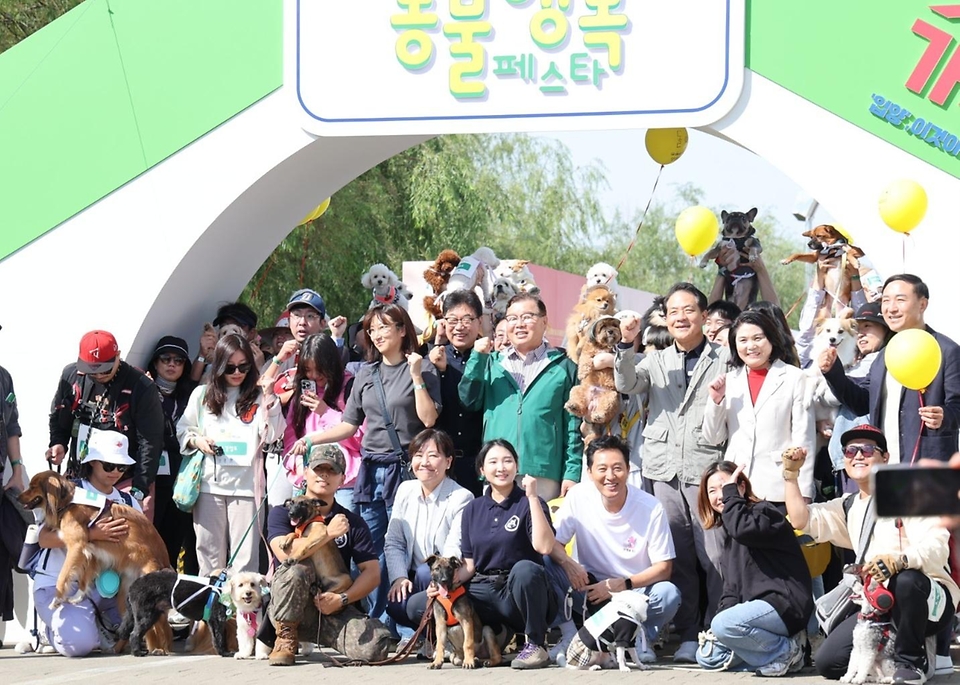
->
<box><xmin>702</xmin><ymin>360</ymin><xmax>816</xmax><ymax>501</ymax></box>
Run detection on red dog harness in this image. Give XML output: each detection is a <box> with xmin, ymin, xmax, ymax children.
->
<box><xmin>436</xmin><ymin>586</ymin><xmax>466</xmax><ymax>627</ymax></box>
<box><xmin>294</xmin><ymin>515</ymin><xmax>325</xmax><ymax>538</ymax></box>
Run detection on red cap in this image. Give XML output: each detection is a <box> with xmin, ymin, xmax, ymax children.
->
<box><xmin>77</xmin><ymin>330</ymin><xmax>119</xmax><ymax>374</ymax></box>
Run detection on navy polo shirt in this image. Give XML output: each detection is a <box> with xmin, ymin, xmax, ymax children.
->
<box><xmin>460</xmin><ymin>485</ymin><xmax>553</xmax><ymax>573</ymax></box>
<box><xmin>266</xmin><ymin>499</ymin><xmax>378</xmax><ymax>569</ymax></box>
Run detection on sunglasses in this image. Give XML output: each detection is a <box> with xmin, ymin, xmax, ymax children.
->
<box><xmin>224</xmin><ymin>363</ymin><xmax>251</xmax><ymax>375</ymax></box>
<box><xmin>158</xmin><ymin>355</ymin><xmax>186</xmax><ymax>366</ymax></box>
<box><xmin>843</xmin><ymin>444</ymin><xmax>880</xmax><ymax>458</ymax></box>
<box><xmin>98</xmin><ymin>462</ymin><xmax>129</xmax><ymax>473</ymax></box>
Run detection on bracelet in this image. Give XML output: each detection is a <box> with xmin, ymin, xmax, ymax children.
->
<box><xmin>196</xmin><ymin>356</ymin><xmax>205</xmax><ymax>364</ymax></box>
<box><xmin>414</xmin><ymin>382</ymin><xmax>428</xmax><ymax>390</ymax></box>
<box><xmin>272</xmin><ymin>356</ymin><xmax>283</xmax><ymax>366</ymax></box>
<box><xmin>851</xmin><ymin>275</ymin><xmax>861</xmax><ymax>281</ymax></box>
<box><xmin>9</xmin><ymin>459</ymin><xmax>22</xmax><ymax>467</ymax></box>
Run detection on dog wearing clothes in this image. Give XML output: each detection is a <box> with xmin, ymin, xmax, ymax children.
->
<box><xmin>841</xmin><ymin>569</ymin><xmax>897</xmax><ymax>685</ymax></box>
<box><xmin>564</xmin><ymin>590</ymin><xmax>651</xmax><ymax>671</ymax></box>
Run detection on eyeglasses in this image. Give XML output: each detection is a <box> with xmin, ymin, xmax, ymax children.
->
<box><xmin>224</xmin><ymin>363</ymin><xmax>251</xmax><ymax>375</ymax></box>
<box><xmin>444</xmin><ymin>315</ymin><xmax>478</xmax><ymax>328</ymax></box>
<box><xmin>98</xmin><ymin>462</ymin><xmax>128</xmax><ymax>473</ymax></box>
<box><xmin>158</xmin><ymin>355</ymin><xmax>186</xmax><ymax>366</ymax></box>
<box><xmin>368</xmin><ymin>325</ymin><xmax>398</xmax><ymax>335</ymax></box>
<box><xmin>843</xmin><ymin>444</ymin><xmax>881</xmax><ymax>458</ymax></box>
<box><xmin>289</xmin><ymin>310</ymin><xmax>321</xmax><ymax>323</ymax></box>
<box><xmin>505</xmin><ymin>313</ymin><xmax>542</xmax><ymax>325</ymax></box>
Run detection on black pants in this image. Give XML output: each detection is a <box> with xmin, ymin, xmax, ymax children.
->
<box><xmin>816</xmin><ymin>570</ymin><xmax>953</xmax><ymax>678</ymax></box>
<box><xmin>153</xmin><ymin>483</ymin><xmax>199</xmax><ymax>575</ymax></box>
<box><xmin>467</xmin><ymin>560</ymin><xmax>557</xmax><ymax>646</ymax></box>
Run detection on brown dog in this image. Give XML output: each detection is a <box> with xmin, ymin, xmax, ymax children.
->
<box><xmin>566</xmin><ymin>284</ymin><xmax>617</xmax><ymax>363</ymax></box>
<box><xmin>427</xmin><ymin>555</ymin><xmax>502</xmax><ymax>669</ymax></box>
<box><xmin>18</xmin><ymin>471</ymin><xmax>170</xmax><ymax>610</ymax></box>
<box><xmin>277</xmin><ymin>496</ymin><xmax>351</xmax><ymax>593</ymax></box>
<box><xmin>781</xmin><ymin>224</ymin><xmax>865</xmax><ymax>318</ymax></box>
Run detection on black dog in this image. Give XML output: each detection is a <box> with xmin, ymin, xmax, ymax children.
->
<box><xmin>698</xmin><ymin>207</ymin><xmax>762</xmax><ymax>309</ymax></box>
<box><xmin>117</xmin><ymin>568</ymin><xmax>231</xmax><ymax>657</ymax></box>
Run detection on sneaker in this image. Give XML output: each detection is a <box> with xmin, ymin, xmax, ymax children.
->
<box><xmin>755</xmin><ymin>636</ymin><xmax>802</xmax><ymax>677</ymax></box>
<box><xmin>95</xmin><ymin>615</ymin><xmax>118</xmax><ymax>653</ymax></box>
<box><xmin>674</xmin><ymin>640</ymin><xmax>698</xmax><ymax>663</ymax></box>
<box><xmin>417</xmin><ymin>640</ymin><xmax>435</xmax><ymax>661</ymax></box>
<box><xmin>548</xmin><ymin>635</ymin><xmax>572</xmax><ymax>664</ymax></box>
<box><xmin>788</xmin><ymin>634</ymin><xmax>805</xmax><ymax>673</ymax></box>
<box><xmin>892</xmin><ymin>666</ymin><xmax>927</xmax><ymax>685</ymax></box>
<box><xmin>511</xmin><ymin>642</ymin><xmax>550</xmax><ymax>670</ymax></box>
<box><xmin>935</xmin><ymin>654</ymin><xmax>954</xmax><ymax>675</ymax></box>
<box><xmin>637</xmin><ymin>643</ymin><xmax>657</xmax><ymax>664</ymax></box>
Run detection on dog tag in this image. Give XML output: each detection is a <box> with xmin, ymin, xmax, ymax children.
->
<box><xmin>157</xmin><ymin>451</ymin><xmax>171</xmax><ymax>477</ymax></box>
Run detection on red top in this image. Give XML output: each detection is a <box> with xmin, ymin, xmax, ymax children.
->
<box><xmin>747</xmin><ymin>367</ymin><xmax>769</xmax><ymax>405</ymax></box>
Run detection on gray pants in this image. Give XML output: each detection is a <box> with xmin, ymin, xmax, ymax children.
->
<box><xmin>650</xmin><ymin>477</ymin><xmax>724</xmax><ymax>642</ymax></box>
<box><xmin>269</xmin><ymin>560</ymin><xmax>393</xmax><ymax>662</ymax></box>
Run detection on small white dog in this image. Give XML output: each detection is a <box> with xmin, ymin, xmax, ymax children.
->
<box><xmin>495</xmin><ymin>259</ymin><xmax>540</xmax><ymax>295</ymax></box>
<box><xmin>445</xmin><ymin>246</ymin><xmax>500</xmax><ymax>303</ymax></box>
<box><xmin>361</xmin><ymin>263</ymin><xmax>401</xmax><ymax>301</ymax></box>
<box><xmin>226</xmin><ymin>572</ymin><xmax>271</xmax><ymax>660</ymax></box>
<box><xmin>805</xmin><ymin>312</ymin><xmax>859</xmax><ymax>409</ymax></box>
<box><xmin>489</xmin><ymin>277</ymin><xmax>519</xmax><ymax>316</ymax></box>
<box><xmin>586</xmin><ymin>262</ymin><xmax>619</xmax><ymax>291</ymax></box>
<box><xmin>564</xmin><ymin>590</ymin><xmax>650</xmax><ymax>672</ymax></box>
<box><xmin>840</xmin><ymin>573</ymin><xmax>896</xmax><ymax>684</ymax></box>
<box><xmin>394</xmin><ymin>282</ymin><xmax>414</xmax><ymax>310</ymax></box>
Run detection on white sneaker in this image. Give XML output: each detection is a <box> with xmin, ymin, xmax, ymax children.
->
<box><xmin>935</xmin><ymin>654</ymin><xmax>954</xmax><ymax>675</ymax></box>
<box><xmin>674</xmin><ymin>640</ymin><xmax>698</xmax><ymax>663</ymax></box>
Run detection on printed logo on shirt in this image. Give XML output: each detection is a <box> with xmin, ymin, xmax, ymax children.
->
<box><xmin>504</xmin><ymin>515</ymin><xmax>520</xmax><ymax>533</ymax></box>
<box><xmin>623</xmin><ymin>535</ymin><xmax>637</xmax><ymax>553</ymax></box>
<box><xmin>240</xmin><ymin>403</ymin><xmax>259</xmax><ymax>424</ymax></box>
<box><xmin>335</xmin><ymin>534</ymin><xmax>348</xmax><ymax>549</ymax></box>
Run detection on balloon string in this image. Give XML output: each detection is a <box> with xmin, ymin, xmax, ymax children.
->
<box><xmin>615</xmin><ymin>164</ymin><xmax>665</xmax><ymax>274</ymax></box>
<box><xmin>902</xmin><ymin>233</ymin><xmax>907</xmax><ymax>273</ymax></box>
<box><xmin>909</xmin><ymin>389</ymin><xmax>925</xmax><ymax>466</ymax></box>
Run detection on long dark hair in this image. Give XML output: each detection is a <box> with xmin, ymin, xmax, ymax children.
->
<box><xmin>204</xmin><ymin>334</ymin><xmax>259</xmax><ymax>418</ymax></box>
<box><xmin>291</xmin><ymin>333</ymin><xmax>345</xmax><ymax>438</ymax></box>
<box><xmin>360</xmin><ymin>303</ymin><xmax>419</xmax><ymax>362</ymax></box>
<box><xmin>744</xmin><ymin>301</ymin><xmax>800</xmax><ymax>367</ymax></box>
<box><xmin>697</xmin><ymin>460</ymin><xmax>761</xmax><ymax>529</ymax></box>
<box><xmin>728</xmin><ymin>309</ymin><xmax>794</xmax><ymax>369</ymax></box>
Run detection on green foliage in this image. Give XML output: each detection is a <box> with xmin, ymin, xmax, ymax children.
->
<box><xmin>0</xmin><ymin>0</ymin><xmax>84</xmax><ymax>54</ymax></box>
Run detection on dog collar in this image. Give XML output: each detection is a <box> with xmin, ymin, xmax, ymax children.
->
<box><xmin>436</xmin><ymin>585</ymin><xmax>466</xmax><ymax>627</ymax></box>
<box><xmin>374</xmin><ymin>286</ymin><xmax>397</xmax><ymax>304</ymax></box>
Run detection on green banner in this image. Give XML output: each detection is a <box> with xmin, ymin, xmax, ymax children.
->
<box><xmin>748</xmin><ymin>0</ymin><xmax>960</xmax><ymax>179</ymax></box>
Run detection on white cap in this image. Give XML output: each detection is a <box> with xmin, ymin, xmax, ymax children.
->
<box><xmin>81</xmin><ymin>429</ymin><xmax>136</xmax><ymax>466</ymax></box>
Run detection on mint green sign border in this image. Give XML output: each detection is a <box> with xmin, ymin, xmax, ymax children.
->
<box><xmin>0</xmin><ymin>0</ymin><xmax>955</xmax><ymax>264</ymax></box>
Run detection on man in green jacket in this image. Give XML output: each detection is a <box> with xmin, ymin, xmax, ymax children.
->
<box><xmin>459</xmin><ymin>293</ymin><xmax>582</xmax><ymax>499</ymax></box>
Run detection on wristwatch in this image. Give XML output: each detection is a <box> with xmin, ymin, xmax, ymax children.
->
<box><xmin>339</xmin><ymin>592</ymin><xmax>349</xmax><ymax>607</ymax></box>
<box><xmin>196</xmin><ymin>356</ymin><xmax>206</xmax><ymax>364</ymax></box>
<box><xmin>623</xmin><ymin>577</ymin><xmax>633</xmax><ymax>591</ymax></box>
<box><xmin>130</xmin><ymin>487</ymin><xmax>145</xmax><ymax>502</ymax></box>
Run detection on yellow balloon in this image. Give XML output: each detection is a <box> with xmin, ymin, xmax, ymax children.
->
<box><xmin>645</xmin><ymin>128</ymin><xmax>689</xmax><ymax>165</ymax></box>
<box><xmin>879</xmin><ymin>179</ymin><xmax>927</xmax><ymax>234</ymax></box>
<box><xmin>299</xmin><ymin>197</ymin><xmax>331</xmax><ymax>225</ymax></box>
<box><xmin>885</xmin><ymin>329</ymin><xmax>941</xmax><ymax>390</ymax></box>
<box><xmin>675</xmin><ymin>206</ymin><xmax>719</xmax><ymax>256</ymax></box>
<box><xmin>832</xmin><ymin>223</ymin><xmax>853</xmax><ymax>243</ymax></box>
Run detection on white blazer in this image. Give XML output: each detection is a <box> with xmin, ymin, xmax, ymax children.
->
<box><xmin>702</xmin><ymin>360</ymin><xmax>816</xmax><ymax>501</ymax></box>
<box><xmin>383</xmin><ymin>477</ymin><xmax>474</xmax><ymax>584</ymax></box>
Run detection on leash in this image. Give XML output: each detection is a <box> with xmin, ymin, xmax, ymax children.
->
<box><xmin>325</xmin><ymin>596</ymin><xmax>436</xmax><ymax>667</ymax></box>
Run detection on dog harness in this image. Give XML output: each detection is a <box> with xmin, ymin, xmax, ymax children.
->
<box><xmin>436</xmin><ymin>586</ymin><xmax>466</xmax><ymax>627</ymax></box>
<box><xmin>374</xmin><ymin>286</ymin><xmax>397</xmax><ymax>305</ymax></box>
<box><xmin>240</xmin><ymin>611</ymin><xmax>259</xmax><ymax>637</ymax></box>
<box><xmin>294</xmin><ymin>515</ymin><xmax>326</xmax><ymax>538</ymax></box>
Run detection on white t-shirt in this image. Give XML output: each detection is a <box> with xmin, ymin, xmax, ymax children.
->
<box><xmin>34</xmin><ymin>480</ymin><xmax>142</xmax><ymax>590</ymax></box>
<box><xmin>882</xmin><ymin>371</ymin><xmax>903</xmax><ymax>464</ymax></box>
<box><xmin>554</xmin><ymin>482</ymin><xmax>676</xmax><ymax>582</ymax></box>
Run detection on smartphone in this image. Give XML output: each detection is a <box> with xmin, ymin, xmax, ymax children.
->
<box><xmin>300</xmin><ymin>379</ymin><xmax>317</xmax><ymax>395</ymax></box>
<box><xmin>872</xmin><ymin>464</ymin><xmax>960</xmax><ymax>517</ymax></box>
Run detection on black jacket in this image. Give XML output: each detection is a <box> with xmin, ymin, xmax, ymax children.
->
<box><xmin>717</xmin><ymin>484</ymin><xmax>813</xmax><ymax>635</ymax></box>
<box><xmin>48</xmin><ymin>361</ymin><xmax>164</xmax><ymax>493</ymax></box>
<box><xmin>824</xmin><ymin>325</ymin><xmax>960</xmax><ymax>461</ymax></box>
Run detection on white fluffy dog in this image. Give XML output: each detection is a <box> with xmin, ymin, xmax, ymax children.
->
<box><xmin>586</xmin><ymin>262</ymin><xmax>620</xmax><ymax>297</ymax></box>
<box><xmin>394</xmin><ymin>282</ymin><xmax>414</xmax><ymax>310</ymax></box>
<box><xmin>805</xmin><ymin>312</ymin><xmax>859</xmax><ymax>409</ymax></box>
<box><xmin>564</xmin><ymin>590</ymin><xmax>650</xmax><ymax>672</ymax></box>
<box><xmin>840</xmin><ymin>574</ymin><xmax>896</xmax><ymax>684</ymax></box>
<box><xmin>226</xmin><ymin>572</ymin><xmax>271</xmax><ymax>660</ymax></box>
<box><xmin>361</xmin><ymin>263</ymin><xmax>401</xmax><ymax>300</ymax></box>
<box><xmin>445</xmin><ymin>246</ymin><xmax>500</xmax><ymax>303</ymax></box>
<box><xmin>489</xmin><ymin>277</ymin><xmax>519</xmax><ymax>316</ymax></box>
<box><xmin>495</xmin><ymin>259</ymin><xmax>540</xmax><ymax>295</ymax></box>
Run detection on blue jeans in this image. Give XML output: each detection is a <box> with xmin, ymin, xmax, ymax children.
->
<box><xmin>357</xmin><ymin>464</ymin><xmax>391</xmax><ymax>620</ymax></box>
<box><xmin>334</xmin><ymin>486</ymin><xmax>356</xmax><ymax>513</ymax></box>
<box><xmin>698</xmin><ymin>600</ymin><xmax>793</xmax><ymax>670</ymax></box>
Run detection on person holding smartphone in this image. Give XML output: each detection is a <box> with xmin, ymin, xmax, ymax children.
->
<box><xmin>783</xmin><ymin>425</ymin><xmax>959</xmax><ymax>685</ymax></box>
<box><xmin>281</xmin><ymin>334</ymin><xmax>362</xmax><ymax>510</ymax></box>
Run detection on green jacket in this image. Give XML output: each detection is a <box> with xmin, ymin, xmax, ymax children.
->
<box><xmin>459</xmin><ymin>348</ymin><xmax>582</xmax><ymax>483</ymax></box>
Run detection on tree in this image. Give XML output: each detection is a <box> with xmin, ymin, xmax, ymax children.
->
<box><xmin>0</xmin><ymin>0</ymin><xmax>83</xmax><ymax>54</ymax></box>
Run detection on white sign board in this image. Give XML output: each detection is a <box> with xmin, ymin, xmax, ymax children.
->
<box><xmin>291</xmin><ymin>0</ymin><xmax>745</xmax><ymax>136</ymax></box>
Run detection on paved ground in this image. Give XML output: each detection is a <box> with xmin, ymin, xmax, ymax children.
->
<box><xmin>3</xmin><ymin>645</ymin><xmax>960</xmax><ymax>685</ymax></box>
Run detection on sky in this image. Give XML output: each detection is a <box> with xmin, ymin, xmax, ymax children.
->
<box><xmin>538</xmin><ymin>128</ymin><xmax>836</xmax><ymax>239</ymax></box>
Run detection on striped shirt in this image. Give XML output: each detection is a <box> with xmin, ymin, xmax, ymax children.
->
<box><xmin>500</xmin><ymin>342</ymin><xmax>551</xmax><ymax>393</ymax></box>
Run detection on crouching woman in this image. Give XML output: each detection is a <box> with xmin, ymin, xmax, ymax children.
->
<box><xmin>696</xmin><ymin>461</ymin><xmax>813</xmax><ymax>676</ymax></box>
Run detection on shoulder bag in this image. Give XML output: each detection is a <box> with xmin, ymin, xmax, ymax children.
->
<box><xmin>173</xmin><ymin>388</ymin><xmax>207</xmax><ymax>512</ymax></box>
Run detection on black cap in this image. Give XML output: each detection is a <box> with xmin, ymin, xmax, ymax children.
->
<box><xmin>840</xmin><ymin>424</ymin><xmax>888</xmax><ymax>453</ymax></box>
<box><xmin>153</xmin><ymin>335</ymin><xmax>189</xmax><ymax>361</ymax></box>
<box><xmin>854</xmin><ymin>301</ymin><xmax>887</xmax><ymax>328</ymax></box>
<box><xmin>213</xmin><ymin>303</ymin><xmax>258</xmax><ymax>330</ymax></box>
